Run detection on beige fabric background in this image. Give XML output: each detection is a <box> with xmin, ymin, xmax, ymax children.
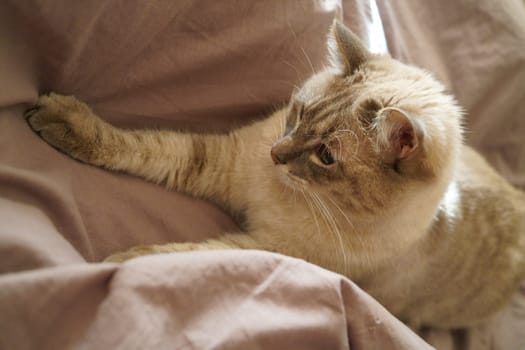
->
<box><xmin>1</xmin><ymin>0</ymin><xmax>524</xmax><ymax>349</ymax></box>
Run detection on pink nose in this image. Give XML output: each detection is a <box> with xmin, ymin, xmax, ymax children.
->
<box><xmin>270</xmin><ymin>148</ymin><xmax>285</xmax><ymax>165</ymax></box>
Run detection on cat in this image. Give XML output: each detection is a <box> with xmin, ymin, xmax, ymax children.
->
<box><xmin>26</xmin><ymin>20</ymin><xmax>525</xmax><ymax>331</ymax></box>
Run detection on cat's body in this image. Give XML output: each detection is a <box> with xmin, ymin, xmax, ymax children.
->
<box><xmin>26</xmin><ymin>21</ymin><xmax>525</xmax><ymax>330</ymax></box>
<box><xmin>365</xmin><ymin>145</ymin><xmax>525</xmax><ymax>327</ymax></box>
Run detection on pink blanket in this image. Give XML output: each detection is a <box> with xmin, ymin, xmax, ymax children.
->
<box><xmin>1</xmin><ymin>251</ymin><xmax>431</xmax><ymax>349</ymax></box>
<box><xmin>1</xmin><ymin>1</ymin><xmax>524</xmax><ymax>349</ymax></box>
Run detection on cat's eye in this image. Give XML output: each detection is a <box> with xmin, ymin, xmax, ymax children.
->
<box><xmin>315</xmin><ymin>144</ymin><xmax>335</xmax><ymax>166</ymax></box>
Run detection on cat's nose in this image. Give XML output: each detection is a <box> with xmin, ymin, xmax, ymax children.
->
<box><xmin>270</xmin><ymin>148</ymin><xmax>286</xmax><ymax>165</ymax></box>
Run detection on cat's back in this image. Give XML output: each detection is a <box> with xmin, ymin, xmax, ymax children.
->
<box><xmin>433</xmin><ymin>144</ymin><xmax>525</xmax><ymax>325</ymax></box>
<box><xmin>457</xmin><ymin>145</ymin><xmax>525</xmax><ymax>216</ymax></box>
<box><xmin>453</xmin><ymin>145</ymin><xmax>525</xmax><ymax>273</ymax></box>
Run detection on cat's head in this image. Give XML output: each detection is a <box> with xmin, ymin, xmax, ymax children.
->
<box><xmin>271</xmin><ymin>21</ymin><xmax>463</xmax><ymax>219</ymax></box>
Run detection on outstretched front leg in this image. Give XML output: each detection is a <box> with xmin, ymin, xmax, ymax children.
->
<box><xmin>25</xmin><ymin>93</ymin><xmax>244</xmax><ymax>210</ymax></box>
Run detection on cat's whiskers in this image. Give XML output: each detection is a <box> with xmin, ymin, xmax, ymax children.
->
<box><xmin>290</xmin><ymin>177</ymin><xmax>299</xmax><ymax>205</ymax></box>
<box><xmin>287</xmin><ymin>20</ymin><xmax>316</xmax><ymax>76</ymax></box>
<box><xmin>299</xmin><ymin>45</ymin><xmax>315</xmax><ymax>76</ymax></box>
<box><xmin>316</xmin><ymin>193</ymin><xmax>349</xmax><ymax>276</ymax></box>
<box><xmin>334</xmin><ymin>129</ymin><xmax>360</xmax><ymax>159</ymax></box>
<box><xmin>277</xmin><ymin>79</ymin><xmax>302</xmax><ymax>92</ymax></box>
<box><xmin>282</xmin><ymin>60</ymin><xmax>301</xmax><ymax>77</ymax></box>
<box><xmin>288</xmin><ymin>175</ymin><xmax>301</xmax><ymax>205</ymax></box>
<box><xmin>307</xmin><ymin>192</ymin><xmax>335</xmax><ymax>252</ymax></box>
<box><xmin>322</xmin><ymin>193</ymin><xmax>369</xmax><ymax>265</ymax></box>
<box><xmin>323</xmin><ymin>194</ymin><xmax>356</xmax><ymax>231</ymax></box>
<box><xmin>332</xmin><ymin>134</ymin><xmax>344</xmax><ymax>160</ymax></box>
<box><xmin>301</xmin><ymin>190</ymin><xmax>321</xmax><ymax>239</ymax></box>
<box><xmin>309</xmin><ymin>191</ymin><xmax>348</xmax><ymax>276</ymax></box>
<box><xmin>305</xmin><ymin>191</ymin><xmax>337</xmax><ymax>263</ymax></box>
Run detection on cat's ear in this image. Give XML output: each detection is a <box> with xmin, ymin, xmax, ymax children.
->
<box><xmin>375</xmin><ymin>107</ymin><xmax>423</xmax><ymax>162</ymax></box>
<box><xmin>328</xmin><ymin>20</ymin><xmax>371</xmax><ymax>75</ymax></box>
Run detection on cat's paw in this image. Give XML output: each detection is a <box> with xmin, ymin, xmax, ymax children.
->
<box><xmin>25</xmin><ymin>93</ymin><xmax>104</xmax><ymax>163</ymax></box>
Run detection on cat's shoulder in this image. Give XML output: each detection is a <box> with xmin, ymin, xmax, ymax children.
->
<box><xmin>458</xmin><ymin>145</ymin><xmax>524</xmax><ymax>201</ymax></box>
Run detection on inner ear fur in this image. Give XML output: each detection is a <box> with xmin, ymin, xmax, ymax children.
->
<box><xmin>328</xmin><ymin>20</ymin><xmax>371</xmax><ymax>74</ymax></box>
<box><xmin>375</xmin><ymin>107</ymin><xmax>424</xmax><ymax>162</ymax></box>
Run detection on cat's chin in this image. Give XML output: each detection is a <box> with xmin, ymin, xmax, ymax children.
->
<box><xmin>274</xmin><ymin>165</ymin><xmax>309</xmax><ymax>190</ymax></box>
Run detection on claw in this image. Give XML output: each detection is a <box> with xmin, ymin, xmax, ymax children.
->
<box><xmin>24</xmin><ymin>105</ymin><xmax>41</xmax><ymax>119</ymax></box>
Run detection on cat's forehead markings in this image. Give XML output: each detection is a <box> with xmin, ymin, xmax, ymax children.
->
<box><xmin>296</xmin><ymin>90</ymin><xmax>322</xmax><ymax>105</ymax></box>
<box><xmin>296</xmin><ymin>70</ymin><xmax>338</xmax><ymax>102</ymax></box>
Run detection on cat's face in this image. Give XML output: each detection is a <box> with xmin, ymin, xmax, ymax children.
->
<box><xmin>271</xmin><ymin>22</ymin><xmax>462</xmax><ymax>215</ymax></box>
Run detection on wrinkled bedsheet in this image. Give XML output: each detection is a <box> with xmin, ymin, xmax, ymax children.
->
<box><xmin>1</xmin><ymin>251</ymin><xmax>433</xmax><ymax>350</ymax></box>
<box><xmin>1</xmin><ymin>0</ymin><xmax>524</xmax><ymax>349</ymax></box>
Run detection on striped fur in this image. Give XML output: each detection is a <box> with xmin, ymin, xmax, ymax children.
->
<box><xmin>26</xmin><ymin>21</ymin><xmax>525</xmax><ymax>331</ymax></box>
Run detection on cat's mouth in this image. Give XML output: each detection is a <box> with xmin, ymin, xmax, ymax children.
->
<box><xmin>275</xmin><ymin>165</ymin><xmax>309</xmax><ymax>189</ymax></box>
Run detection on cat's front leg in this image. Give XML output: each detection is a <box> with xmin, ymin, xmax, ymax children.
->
<box><xmin>25</xmin><ymin>93</ymin><xmax>248</xmax><ymax>211</ymax></box>
<box><xmin>104</xmin><ymin>233</ymin><xmax>262</xmax><ymax>262</ymax></box>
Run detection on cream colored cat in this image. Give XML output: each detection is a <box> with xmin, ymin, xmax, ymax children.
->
<box><xmin>26</xmin><ymin>21</ymin><xmax>525</xmax><ymax>330</ymax></box>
